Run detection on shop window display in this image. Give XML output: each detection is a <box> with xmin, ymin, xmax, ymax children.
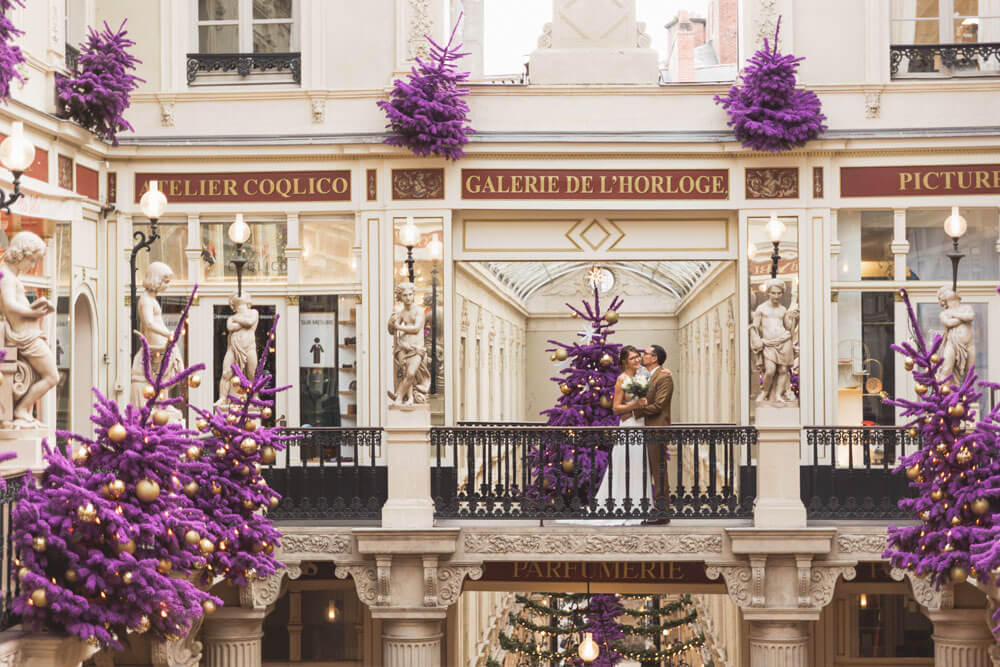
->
<box><xmin>133</xmin><ymin>220</ymin><xmax>188</xmax><ymax>281</ymax></box>
<box><xmin>907</xmin><ymin>208</ymin><xmax>999</xmax><ymax>282</ymax></box>
<box><xmin>300</xmin><ymin>218</ymin><xmax>355</xmax><ymax>283</ymax></box>
<box><xmin>202</xmin><ymin>218</ymin><xmax>287</xmax><ymax>281</ymax></box>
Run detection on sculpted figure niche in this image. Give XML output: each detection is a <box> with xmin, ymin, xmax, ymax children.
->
<box><xmin>936</xmin><ymin>286</ymin><xmax>975</xmax><ymax>385</ymax></box>
<box><xmin>0</xmin><ymin>232</ymin><xmax>58</xmax><ymax>427</ymax></box>
<box><xmin>749</xmin><ymin>278</ymin><xmax>799</xmax><ymax>405</ymax></box>
<box><xmin>387</xmin><ymin>282</ymin><xmax>430</xmax><ymax>405</ymax></box>
<box><xmin>130</xmin><ymin>262</ymin><xmax>184</xmax><ymax>415</ymax></box>
<box><xmin>217</xmin><ymin>292</ymin><xmax>259</xmax><ymax>405</ymax></box>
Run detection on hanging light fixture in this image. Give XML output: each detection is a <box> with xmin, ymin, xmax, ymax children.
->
<box><xmin>0</xmin><ymin>121</ymin><xmax>35</xmax><ymax>213</ymax></box>
<box><xmin>943</xmin><ymin>206</ymin><xmax>968</xmax><ymax>291</ymax></box>
<box><xmin>399</xmin><ymin>216</ymin><xmax>419</xmax><ymax>283</ymax></box>
<box><xmin>765</xmin><ymin>212</ymin><xmax>786</xmax><ymax>280</ymax></box>
<box><xmin>578</xmin><ymin>581</ymin><xmax>600</xmax><ymax>663</ymax></box>
<box><xmin>327</xmin><ymin>601</ymin><xmax>338</xmax><ymax>622</ymax></box>
<box><xmin>859</xmin><ymin>593</ymin><xmax>868</xmax><ymax>609</ymax></box>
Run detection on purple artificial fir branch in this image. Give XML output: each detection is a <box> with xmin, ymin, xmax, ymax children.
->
<box><xmin>377</xmin><ymin>14</ymin><xmax>473</xmax><ymax>160</ymax></box>
<box><xmin>713</xmin><ymin>16</ymin><xmax>826</xmax><ymax>152</ymax></box>
<box><xmin>0</xmin><ymin>0</ymin><xmax>25</xmax><ymax>101</ymax></box>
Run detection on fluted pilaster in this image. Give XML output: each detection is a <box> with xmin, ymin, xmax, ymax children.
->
<box><xmin>929</xmin><ymin>609</ymin><xmax>993</xmax><ymax>667</ymax></box>
<box><xmin>748</xmin><ymin>621</ymin><xmax>809</xmax><ymax>667</ymax></box>
<box><xmin>202</xmin><ymin>607</ymin><xmax>265</xmax><ymax>667</ymax></box>
<box><xmin>383</xmin><ymin>619</ymin><xmax>442</xmax><ymax>667</ymax></box>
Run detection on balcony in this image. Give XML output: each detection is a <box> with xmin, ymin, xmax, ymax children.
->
<box><xmin>185</xmin><ymin>52</ymin><xmax>302</xmax><ymax>85</ymax></box>
<box><xmin>890</xmin><ymin>42</ymin><xmax>1000</xmax><ymax>77</ymax></box>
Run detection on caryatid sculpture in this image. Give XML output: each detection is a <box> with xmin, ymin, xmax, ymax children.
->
<box><xmin>387</xmin><ymin>282</ymin><xmax>430</xmax><ymax>405</ymax></box>
<box><xmin>130</xmin><ymin>262</ymin><xmax>184</xmax><ymax>409</ymax></box>
<box><xmin>936</xmin><ymin>286</ymin><xmax>975</xmax><ymax>385</ymax></box>
<box><xmin>217</xmin><ymin>291</ymin><xmax>259</xmax><ymax>404</ymax></box>
<box><xmin>749</xmin><ymin>277</ymin><xmax>800</xmax><ymax>405</ymax></box>
<box><xmin>0</xmin><ymin>231</ymin><xmax>58</xmax><ymax>427</ymax></box>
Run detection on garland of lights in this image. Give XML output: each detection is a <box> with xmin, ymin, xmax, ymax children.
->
<box><xmin>618</xmin><ymin>634</ymin><xmax>707</xmax><ymax>662</ymax></box>
<box><xmin>618</xmin><ymin>610</ymin><xmax>698</xmax><ymax>636</ymax></box>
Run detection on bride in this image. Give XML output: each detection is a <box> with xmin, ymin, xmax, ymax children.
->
<box><xmin>594</xmin><ymin>346</ymin><xmax>651</xmax><ymax>523</ymax></box>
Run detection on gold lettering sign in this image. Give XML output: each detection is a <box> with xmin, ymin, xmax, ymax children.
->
<box><xmin>841</xmin><ymin>164</ymin><xmax>1000</xmax><ymax>197</ymax></box>
<box><xmin>462</xmin><ymin>169</ymin><xmax>729</xmax><ymax>200</ymax></box>
<box><xmin>480</xmin><ymin>561</ymin><xmax>710</xmax><ymax>583</ymax></box>
<box><xmin>135</xmin><ymin>171</ymin><xmax>352</xmax><ymax>203</ymax></box>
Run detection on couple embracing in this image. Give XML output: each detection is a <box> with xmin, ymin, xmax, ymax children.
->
<box><xmin>595</xmin><ymin>345</ymin><xmax>673</xmax><ymax>523</ymax></box>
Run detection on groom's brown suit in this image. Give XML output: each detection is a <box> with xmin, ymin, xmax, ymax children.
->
<box><xmin>633</xmin><ymin>367</ymin><xmax>673</xmax><ymax>501</ymax></box>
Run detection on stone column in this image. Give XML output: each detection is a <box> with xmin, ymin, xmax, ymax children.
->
<box><xmin>928</xmin><ymin>609</ymin><xmax>993</xmax><ymax>667</ymax></box>
<box><xmin>748</xmin><ymin>621</ymin><xmax>809</xmax><ymax>667</ymax></box>
<box><xmin>753</xmin><ymin>406</ymin><xmax>807</xmax><ymax>528</ymax></box>
<box><xmin>382</xmin><ymin>618</ymin><xmax>443</xmax><ymax>667</ymax></box>
<box><xmin>202</xmin><ymin>607</ymin><xmax>266</xmax><ymax>667</ymax></box>
<box><xmin>382</xmin><ymin>404</ymin><xmax>434</xmax><ymax>529</ymax></box>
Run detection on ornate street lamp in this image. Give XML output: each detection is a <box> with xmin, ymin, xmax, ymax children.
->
<box><xmin>765</xmin><ymin>212</ymin><xmax>786</xmax><ymax>279</ymax></box>
<box><xmin>0</xmin><ymin>121</ymin><xmax>35</xmax><ymax>213</ymax></box>
<box><xmin>399</xmin><ymin>217</ymin><xmax>419</xmax><ymax>284</ymax></box>
<box><xmin>943</xmin><ymin>206</ymin><xmax>968</xmax><ymax>291</ymax></box>
<box><xmin>228</xmin><ymin>214</ymin><xmax>252</xmax><ymax>297</ymax></box>
<box><xmin>131</xmin><ymin>180</ymin><xmax>168</xmax><ymax>356</ymax></box>
<box><xmin>427</xmin><ymin>234</ymin><xmax>443</xmax><ymax>395</ymax></box>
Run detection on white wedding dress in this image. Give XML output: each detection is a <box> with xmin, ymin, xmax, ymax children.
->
<box><xmin>593</xmin><ymin>372</ymin><xmax>652</xmax><ymax>525</ymax></box>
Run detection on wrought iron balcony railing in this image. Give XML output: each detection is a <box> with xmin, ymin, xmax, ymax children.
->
<box><xmin>263</xmin><ymin>428</ymin><xmax>384</xmax><ymax>520</ymax></box>
<box><xmin>431</xmin><ymin>425</ymin><xmax>755</xmax><ymax>521</ymax></box>
<box><xmin>0</xmin><ymin>473</ymin><xmax>27</xmax><ymax>632</ymax></box>
<box><xmin>186</xmin><ymin>52</ymin><xmax>302</xmax><ymax>84</ymax></box>
<box><xmin>801</xmin><ymin>426</ymin><xmax>921</xmax><ymax>520</ymax></box>
<box><xmin>890</xmin><ymin>42</ymin><xmax>1000</xmax><ymax>76</ymax></box>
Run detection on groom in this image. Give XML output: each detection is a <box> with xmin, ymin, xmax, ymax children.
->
<box><xmin>635</xmin><ymin>345</ymin><xmax>673</xmax><ymax>522</ymax></box>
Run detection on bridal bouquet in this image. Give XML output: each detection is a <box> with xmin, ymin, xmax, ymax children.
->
<box><xmin>623</xmin><ymin>374</ymin><xmax>649</xmax><ymax>398</ymax></box>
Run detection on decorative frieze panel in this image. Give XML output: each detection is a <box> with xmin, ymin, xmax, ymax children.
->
<box><xmin>463</xmin><ymin>532</ymin><xmax>723</xmax><ymax>555</ymax></box>
<box><xmin>746</xmin><ymin>167</ymin><xmax>798</xmax><ymax>199</ymax></box>
<box><xmin>392</xmin><ymin>168</ymin><xmax>445</xmax><ymax>200</ymax></box>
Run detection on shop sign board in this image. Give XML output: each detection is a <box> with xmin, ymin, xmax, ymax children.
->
<box><xmin>135</xmin><ymin>170</ymin><xmax>352</xmax><ymax>203</ymax></box>
<box><xmin>841</xmin><ymin>164</ymin><xmax>1000</xmax><ymax>197</ymax></box>
<box><xmin>461</xmin><ymin>169</ymin><xmax>729</xmax><ymax>200</ymax></box>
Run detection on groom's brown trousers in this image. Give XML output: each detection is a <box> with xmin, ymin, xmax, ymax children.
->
<box><xmin>634</xmin><ymin>369</ymin><xmax>674</xmax><ymax>502</ymax></box>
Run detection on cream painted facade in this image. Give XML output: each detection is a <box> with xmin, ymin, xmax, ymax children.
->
<box><xmin>0</xmin><ymin>0</ymin><xmax>996</xmax><ymax>666</ymax></box>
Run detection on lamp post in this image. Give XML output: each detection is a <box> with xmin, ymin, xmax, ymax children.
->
<box><xmin>130</xmin><ymin>180</ymin><xmax>168</xmax><ymax>356</ymax></box>
<box><xmin>0</xmin><ymin>121</ymin><xmax>35</xmax><ymax>213</ymax></box>
<box><xmin>399</xmin><ymin>217</ymin><xmax>419</xmax><ymax>284</ymax></box>
<box><xmin>228</xmin><ymin>214</ymin><xmax>251</xmax><ymax>297</ymax></box>
<box><xmin>428</xmin><ymin>234</ymin><xmax>443</xmax><ymax>395</ymax></box>
<box><xmin>943</xmin><ymin>206</ymin><xmax>968</xmax><ymax>291</ymax></box>
<box><xmin>765</xmin><ymin>212</ymin><xmax>787</xmax><ymax>279</ymax></box>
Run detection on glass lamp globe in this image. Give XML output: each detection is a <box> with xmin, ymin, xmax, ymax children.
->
<box><xmin>228</xmin><ymin>214</ymin><xmax>251</xmax><ymax>245</ymax></box>
<box><xmin>427</xmin><ymin>236</ymin><xmax>443</xmax><ymax>261</ymax></box>
<box><xmin>578</xmin><ymin>633</ymin><xmax>599</xmax><ymax>663</ymax></box>
<box><xmin>399</xmin><ymin>218</ymin><xmax>419</xmax><ymax>247</ymax></box>
<box><xmin>139</xmin><ymin>180</ymin><xmax>168</xmax><ymax>219</ymax></box>
<box><xmin>943</xmin><ymin>206</ymin><xmax>968</xmax><ymax>239</ymax></box>
<box><xmin>765</xmin><ymin>213</ymin><xmax>786</xmax><ymax>243</ymax></box>
<box><xmin>0</xmin><ymin>121</ymin><xmax>35</xmax><ymax>173</ymax></box>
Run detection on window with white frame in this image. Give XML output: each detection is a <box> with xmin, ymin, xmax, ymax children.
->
<box><xmin>196</xmin><ymin>0</ymin><xmax>295</xmax><ymax>54</ymax></box>
<box><xmin>891</xmin><ymin>0</ymin><xmax>1000</xmax><ymax>75</ymax></box>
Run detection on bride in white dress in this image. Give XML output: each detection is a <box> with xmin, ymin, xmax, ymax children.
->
<box><xmin>594</xmin><ymin>346</ymin><xmax>651</xmax><ymax>523</ymax></box>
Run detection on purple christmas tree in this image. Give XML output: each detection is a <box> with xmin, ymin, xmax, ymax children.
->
<box><xmin>189</xmin><ymin>316</ymin><xmax>292</xmax><ymax>587</ymax></box>
<box><xmin>714</xmin><ymin>17</ymin><xmax>826</xmax><ymax>152</ymax></box>
<box><xmin>883</xmin><ymin>288</ymin><xmax>1000</xmax><ymax>590</ymax></box>
<box><xmin>12</xmin><ymin>290</ymin><xmax>220</xmax><ymax>649</ymax></box>
<box><xmin>580</xmin><ymin>594</ymin><xmax>624</xmax><ymax>667</ymax></box>
<box><xmin>529</xmin><ymin>288</ymin><xmax>623</xmax><ymax>504</ymax></box>
<box><xmin>57</xmin><ymin>20</ymin><xmax>144</xmax><ymax>145</ymax></box>
<box><xmin>0</xmin><ymin>0</ymin><xmax>25</xmax><ymax>100</ymax></box>
<box><xmin>377</xmin><ymin>17</ymin><xmax>473</xmax><ymax>160</ymax></box>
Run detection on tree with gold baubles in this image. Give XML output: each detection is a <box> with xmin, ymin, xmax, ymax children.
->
<box><xmin>188</xmin><ymin>315</ymin><xmax>291</xmax><ymax>586</ymax></box>
<box><xmin>884</xmin><ymin>287</ymin><xmax>1000</xmax><ymax>595</ymax></box>
<box><xmin>528</xmin><ymin>288</ymin><xmax>624</xmax><ymax>504</ymax></box>
<box><xmin>11</xmin><ymin>289</ymin><xmax>221</xmax><ymax>649</ymax></box>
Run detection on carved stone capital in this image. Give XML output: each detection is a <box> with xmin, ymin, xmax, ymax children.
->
<box><xmin>435</xmin><ymin>563</ymin><xmax>484</xmax><ymax>608</ymax></box>
<box><xmin>891</xmin><ymin>567</ymin><xmax>954</xmax><ymax>611</ymax></box>
<box><xmin>335</xmin><ymin>561</ymin><xmax>386</xmax><ymax>607</ymax></box>
<box><xmin>706</xmin><ymin>564</ymin><xmax>756</xmax><ymax>609</ymax></box>
<box><xmin>239</xmin><ymin>570</ymin><xmax>289</xmax><ymax>610</ymax></box>
<box><xmin>151</xmin><ymin>616</ymin><xmax>204</xmax><ymax>667</ymax></box>
<box><xmin>809</xmin><ymin>564</ymin><xmax>856</xmax><ymax>609</ymax></box>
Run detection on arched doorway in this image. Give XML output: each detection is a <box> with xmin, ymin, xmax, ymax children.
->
<box><xmin>72</xmin><ymin>293</ymin><xmax>96</xmax><ymax>438</ymax></box>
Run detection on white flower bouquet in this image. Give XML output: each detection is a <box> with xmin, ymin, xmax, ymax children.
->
<box><xmin>623</xmin><ymin>374</ymin><xmax>649</xmax><ymax>398</ymax></box>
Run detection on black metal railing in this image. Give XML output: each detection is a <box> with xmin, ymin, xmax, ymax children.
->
<box><xmin>65</xmin><ymin>43</ymin><xmax>79</xmax><ymax>73</ymax></box>
<box><xmin>431</xmin><ymin>426</ymin><xmax>755</xmax><ymax>521</ymax></box>
<box><xmin>890</xmin><ymin>42</ymin><xmax>1000</xmax><ymax>76</ymax></box>
<box><xmin>801</xmin><ymin>426</ymin><xmax>921</xmax><ymax>520</ymax></box>
<box><xmin>263</xmin><ymin>428</ymin><xmax>384</xmax><ymax>520</ymax></box>
<box><xmin>186</xmin><ymin>52</ymin><xmax>302</xmax><ymax>84</ymax></box>
<box><xmin>0</xmin><ymin>473</ymin><xmax>26</xmax><ymax>631</ymax></box>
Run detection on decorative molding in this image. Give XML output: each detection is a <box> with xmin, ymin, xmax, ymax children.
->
<box><xmin>58</xmin><ymin>154</ymin><xmax>74</xmax><ymax>190</ymax></box>
<box><xmin>435</xmin><ymin>564</ymin><xmax>484</xmax><ymax>607</ymax></box>
<box><xmin>864</xmin><ymin>90</ymin><xmax>881</xmax><ymax>118</ymax></box>
<box><xmin>537</xmin><ymin>22</ymin><xmax>553</xmax><ymax>49</ymax></box>
<box><xmin>749</xmin><ymin>556</ymin><xmax>767</xmax><ymax>607</ymax></box>
<box><xmin>809</xmin><ymin>565</ymin><xmax>856</xmax><ymax>608</ymax></box>
<box><xmin>746</xmin><ymin>167</ymin><xmax>798</xmax><ymax>199</ymax></box>
<box><xmin>836</xmin><ymin>534</ymin><xmax>887</xmax><ymax>554</ymax></box>
<box><xmin>422</xmin><ymin>556</ymin><xmax>439</xmax><ymax>607</ymax></box>
<box><xmin>285</xmin><ymin>295</ymin><xmax>300</xmax><ymax>306</ymax></box>
<box><xmin>335</xmin><ymin>562</ymin><xmax>382</xmax><ymax>606</ymax></box>
<box><xmin>891</xmin><ymin>567</ymin><xmax>954</xmax><ymax>611</ymax></box>
<box><xmin>812</xmin><ymin>166</ymin><xmax>823</xmax><ymax>198</ymax></box>
<box><xmin>279</xmin><ymin>533</ymin><xmax>351</xmax><ymax>555</ymax></box>
<box><xmin>463</xmin><ymin>532</ymin><xmax>723</xmax><ymax>555</ymax></box>
<box><xmin>392</xmin><ymin>168</ymin><xmax>445</xmax><ymax>199</ymax></box>
<box><xmin>756</xmin><ymin>0</ymin><xmax>779</xmax><ymax>50</ymax></box>
<box><xmin>407</xmin><ymin>0</ymin><xmax>433</xmax><ymax>61</ymax></box>
<box><xmin>240</xmin><ymin>571</ymin><xmax>287</xmax><ymax>610</ymax></box>
<box><xmin>795</xmin><ymin>556</ymin><xmax>811</xmax><ymax>608</ymax></box>
<box><xmin>151</xmin><ymin>616</ymin><xmax>204</xmax><ymax>667</ymax></box>
<box><xmin>375</xmin><ymin>556</ymin><xmax>392</xmax><ymax>606</ymax></box>
<box><xmin>366</xmin><ymin>168</ymin><xmax>377</xmax><ymax>201</ymax></box>
<box><xmin>310</xmin><ymin>97</ymin><xmax>326</xmax><ymax>124</ymax></box>
<box><xmin>636</xmin><ymin>22</ymin><xmax>652</xmax><ymax>49</ymax></box>
<box><xmin>705</xmin><ymin>564</ymin><xmax>754</xmax><ymax>609</ymax></box>
<box><xmin>159</xmin><ymin>101</ymin><xmax>176</xmax><ymax>128</ymax></box>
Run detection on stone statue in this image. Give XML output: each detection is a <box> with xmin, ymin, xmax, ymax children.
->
<box><xmin>217</xmin><ymin>292</ymin><xmax>259</xmax><ymax>405</ymax></box>
<box><xmin>387</xmin><ymin>282</ymin><xmax>430</xmax><ymax>405</ymax></box>
<box><xmin>936</xmin><ymin>286</ymin><xmax>975</xmax><ymax>385</ymax></box>
<box><xmin>130</xmin><ymin>262</ymin><xmax>183</xmax><ymax>409</ymax></box>
<box><xmin>0</xmin><ymin>231</ymin><xmax>57</xmax><ymax>427</ymax></box>
<box><xmin>749</xmin><ymin>278</ymin><xmax>799</xmax><ymax>405</ymax></box>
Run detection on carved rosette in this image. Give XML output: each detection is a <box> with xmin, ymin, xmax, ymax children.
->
<box><xmin>336</xmin><ymin>562</ymin><xmax>383</xmax><ymax>606</ymax></box>
<box><xmin>392</xmin><ymin>168</ymin><xmax>445</xmax><ymax>200</ymax></box>
<box><xmin>463</xmin><ymin>532</ymin><xmax>723</xmax><ymax>555</ymax></box>
<box><xmin>705</xmin><ymin>565</ymin><xmax>754</xmax><ymax>609</ymax></box>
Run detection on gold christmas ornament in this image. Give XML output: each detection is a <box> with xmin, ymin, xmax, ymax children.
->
<box><xmin>108</xmin><ymin>479</ymin><xmax>126</xmax><ymax>499</ymax></box>
<box><xmin>136</xmin><ymin>479</ymin><xmax>161</xmax><ymax>503</ymax></box>
<box><xmin>245</xmin><ymin>419</ymin><xmax>259</xmax><ymax>432</ymax></box>
<box><xmin>260</xmin><ymin>446</ymin><xmax>277</xmax><ymax>465</ymax></box>
<box><xmin>972</xmin><ymin>498</ymin><xmax>990</xmax><ymax>515</ymax></box>
<box><xmin>187</xmin><ymin>374</ymin><xmax>202</xmax><ymax>389</ymax></box>
<box><xmin>560</xmin><ymin>383</ymin><xmax>571</xmax><ymax>395</ymax></box>
<box><xmin>956</xmin><ymin>448</ymin><xmax>972</xmax><ymax>465</ymax></box>
<box><xmin>183</xmin><ymin>481</ymin><xmax>199</xmax><ymax>498</ymax></box>
<box><xmin>32</xmin><ymin>536</ymin><xmax>46</xmax><ymax>552</ymax></box>
<box><xmin>184</xmin><ymin>530</ymin><xmax>200</xmax><ymax>545</ymax></box>
<box><xmin>931</xmin><ymin>488</ymin><xmax>945</xmax><ymax>502</ymax></box>
<box><xmin>904</xmin><ymin>357</ymin><xmax>915</xmax><ymax>371</ymax></box>
<box><xmin>952</xmin><ymin>404</ymin><xmax>966</xmax><ymax>418</ymax></box>
<box><xmin>943</xmin><ymin>541</ymin><xmax>955</xmax><ymax>552</ymax></box>
<box><xmin>211</xmin><ymin>482</ymin><xmax>222</xmax><ymax>495</ymax></box>
<box><xmin>198</xmin><ymin>538</ymin><xmax>215</xmax><ymax>555</ymax></box>
<box><xmin>561</xmin><ymin>458</ymin><xmax>575</xmax><ymax>474</ymax></box>
<box><xmin>141</xmin><ymin>385</ymin><xmax>156</xmax><ymax>400</ymax></box>
<box><xmin>264</xmin><ymin>543</ymin><xmax>275</xmax><ymax>555</ymax></box>
<box><xmin>77</xmin><ymin>503</ymin><xmax>97</xmax><ymax>523</ymax></box>
<box><xmin>30</xmin><ymin>588</ymin><xmax>47</xmax><ymax>608</ymax></box>
<box><xmin>152</xmin><ymin>409</ymin><xmax>170</xmax><ymax>426</ymax></box>
<box><xmin>914</xmin><ymin>383</ymin><xmax>927</xmax><ymax>396</ymax></box>
<box><xmin>906</xmin><ymin>465</ymin><xmax>921</xmax><ymax>481</ymax></box>
<box><xmin>122</xmin><ymin>571</ymin><xmax>134</xmax><ymax>584</ymax></box>
<box><xmin>226</xmin><ymin>414</ymin><xmax>238</xmax><ymax>425</ymax></box>
<box><xmin>203</xmin><ymin>600</ymin><xmax>217</xmax><ymax>614</ymax></box>
<box><xmin>908</xmin><ymin>427</ymin><xmax>919</xmax><ymax>438</ymax></box>
<box><xmin>941</xmin><ymin>385</ymin><xmax>952</xmax><ymax>395</ymax></box>
<box><xmin>930</xmin><ymin>354</ymin><xmax>941</xmax><ymax>364</ymax></box>
<box><xmin>269</xmin><ymin>496</ymin><xmax>279</xmax><ymax>509</ymax></box>
<box><xmin>186</xmin><ymin>446</ymin><xmax>202</xmax><ymax>461</ymax></box>
<box><xmin>950</xmin><ymin>565</ymin><xmax>968</xmax><ymax>583</ymax></box>
<box><xmin>936</xmin><ymin>442</ymin><xmax>950</xmax><ymax>455</ymax></box>
<box><xmin>239</xmin><ymin>439</ymin><xmax>258</xmax><ymax>455</ymax></box>
<box><xmin>555</xmin><ymin>348</ymin><xmax>568</xmax><ymax>361</ymax></box>
<box><xmin>549</xmin><ymin>353</ymin><xmax>556</xmax><ymax>362</ymax></box>
<box><xmin>604</xmin><ymin>310</ymin><xmax>619</xmax><ymax>324</ymax></box>
<box><xmin>951</xmin><ymin>515</ymin><xmax>962</xmax><ymax>526</ymax></box>
<box><xmin>108</xmin><ymin>424</ymin><xmax>128</xmax><ymax>442</ymax></box>
<box><xmin>116</xmin><ymin>540</ymin><xmax>136</xmax><ymax>555</ymax></box>
<box><xmin>135</xmin><ymin>616</ymin><xmax>150</xmax><ymax>634</ymax></box>
<box><xmin>157</xmin><ymin>559</ymin><xmax>173</xmax><ymax>574</ymax></box>
<box><xmin>64</xmin><ymin>569</ymin><xmax>78</xmax><ymax>583</ymax></box>
<box><xmin>262</xmin><ymin>407</ymin><xmax>273</xmax><ymax>419</ymax></box>
<box><xmin>920</xmin><ymin>511</ymin><xmax>930</xmax><ymax>521</ymax></box>
<box><xmin>242</xmin><ymin>499</ymin><xmax>257</xmax><ymax>510</ymax></box>
<box><xmin>215</xmin><ymin>447</ymin><xmax>227</xmax><ymax>458</ymax></box>
<box><xmin>599</xmin><ymin>395</ymin><xmax>612</xmax><ymax>409</ymax></box>
<box><xmin>72</xmin><ymin>447</ymin><xmax>89</xmax><ymax>465</ymax></box>
<box><xmin>195</xmin><ymin>419</ymin><xmax>209</xmax><ymax>431</ymax></box>
<box><xmin>599</xmin><ymin>353</ymin><xmax>613</xmax><ymax>367</ymax></box>
<box><xmin>570</xmin><ymin>311</ymin><xmax>578</xmax><ymax>318</ymax></box>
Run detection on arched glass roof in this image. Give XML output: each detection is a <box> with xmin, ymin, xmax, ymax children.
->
<box><xmin>484</xmin><ymin>261</ymin><xmax>715</xmax><ymax>300</ymax></box>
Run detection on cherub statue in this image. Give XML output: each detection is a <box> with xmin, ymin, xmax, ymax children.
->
<box><xmin>749</xmin><ymin>278</ymin><xmax>799</xmax><ymax>405</ymax></box>
<box><xmin>130</xmin><ymin>262</ymin><xmax>183</xmax><ymax>408</ymax></box>
<box><xmin>0</xmin><ymin>231</ymin><xmax>57</xmax><ymax>427</ymax></box>
<box><xmin>217</xmin><ymin>292</ymin><xmax>259</xmax><ymax>405</ymax></box>
<box><xmin>936</xmin><ymin>286</ymin><xmax>975</xmax><ymax>385</ymax></box>
<box><xmin>387</xmin><ymin>282</ymin><xmax>430</xmax><ymax>405</ymax></box>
